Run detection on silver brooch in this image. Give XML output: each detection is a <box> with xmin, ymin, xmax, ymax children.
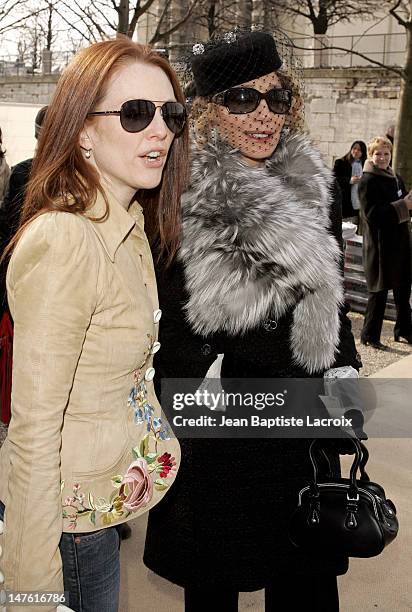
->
<box><xmin>192</xmin><ymin>43</ymin><xmax>205</xmax><ymax>55</ymax></box>
<box><xmin>223</xmin><ymin>32</ymin><xmax>237</xmax><ymax>44</ymax></box>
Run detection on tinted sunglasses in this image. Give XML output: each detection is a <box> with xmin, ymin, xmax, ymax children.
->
<box><xmin>212</xmin><ymin>87</ymin><xmax>292</xmax><ymax>115</ymax></box>
<box><xmin>87</xmin><ymin>99</ymin><xmax>187</xmax><ymax>134</ymax></box>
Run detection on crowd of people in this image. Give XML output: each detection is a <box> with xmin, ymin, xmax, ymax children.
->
<box><xmin>0</xmin><ymin>29</ymin><xmax>410</xmax><ymax>612</ymax></box>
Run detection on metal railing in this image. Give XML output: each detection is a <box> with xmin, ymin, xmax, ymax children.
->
<box><xmin>291</xmin><ymin>32</ymin><xmax>406</xmax><ymax>69</ymax></box>
<box><xmin>0</xmin><ymin>50</ymin><xmax>75</xmax><ymax>77</ymax></box>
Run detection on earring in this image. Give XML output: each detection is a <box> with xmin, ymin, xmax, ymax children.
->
<box><xmin>80</xmin><ymin>145</ymin><xmax>92</xmax><ymax>159</ymax></box>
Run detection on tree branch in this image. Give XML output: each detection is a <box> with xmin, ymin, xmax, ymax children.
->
<box><xmin>126</xmin><ymin>0</ymin><xmax>158</xmax><ymax>37</ymax></box>
<box><xmin>145</xmin><ymin>0</ymin><xmax>171</xmax><ymax>43</ymax></box>
<box><xmin>291</xmin><ymin>40</ymin><xmax>406</xmax><ymax>78</ymax></box>
<box><xmin>150</xmin><ymin>0</ymin><xmax>201</xmax><ymax>45</ymax></box>
<box><xmin>389</xmin><ymin>0</ymin><xmax>409</xmax><ymax>28</ymax></box>
<box><xmin>0</xmin><ymin>7</ymin><xmax>48</xmax><ymax>35</ymax></box>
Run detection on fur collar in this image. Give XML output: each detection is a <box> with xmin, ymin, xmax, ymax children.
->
<box><xmin>179</xmin><ymin>133</ymin><xmax>343</xmax><ymax>373</ymax></box>
<box><xmin>363</xmin><ymin>160</ymin><xmax>395</xmax><ymax>179</ymax></box>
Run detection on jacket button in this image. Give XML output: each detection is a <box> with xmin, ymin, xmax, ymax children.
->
<box><xmin>145</xmin><ymin>367</ymin><xmax>155</xmax><ymax>381</ymax></box>
<box><xmin>263</xmin><ymin>319</ymin><xmax>278</xmax><ymax>332</ymax></box>
<box><xmin>201</xmin><ymin>343</ymin><xmax>212</xmax><ymax>356</ymax></box>
<box><xmin>153</xmin><ymin>309</ymin><xmax>162</xmax><ymax>323</ymax></box>
<box><xmin>151</xmin><ymin>341</ymin><xmax>161</xmax><ymax>354</ymax></box>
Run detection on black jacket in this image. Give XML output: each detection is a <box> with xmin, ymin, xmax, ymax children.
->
<box><xmin>143</xmin><ymin>137</ymin><xmax>359</xmax><ymax>590</ymax></box>
<box><xmin>358</xmin><ymin>165</ymin><xmax>411</xmax><ymax>292</ymax></box>
<box><xmin>0</xmin><ymin>158</ymin><xmax>32</xmax><ymax>310</ymax></box>
<box><xmin>333</xmin><ymin>156</ymin><xmax>357</xmax><ymax>219</ymax></box>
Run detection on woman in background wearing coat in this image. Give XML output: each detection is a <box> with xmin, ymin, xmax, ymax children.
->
<box><xmin>144</xmin><ymin>30</ymin><xmax>361</xmax><ymax>612</ymax></box>
<box><xmin>359</xmin><ymin>136</ymin><xmax>412</xmax><ymax>349</ymax></box>
<box><xmin>333</xmin><ymin>140</ymin><xmax>367</xmax><ymax>222</ymax></box>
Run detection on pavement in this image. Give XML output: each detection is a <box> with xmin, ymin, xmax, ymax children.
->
<box><xmin>118</xmin><ymin>354</ymin><xmax>412</xmax><ymax>612</ymax></box>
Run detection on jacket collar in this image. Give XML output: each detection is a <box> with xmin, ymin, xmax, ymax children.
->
<box><xmin>86</xmin><ymin>191</ymin><xmax>143</xmax><ymax>262</ymax></box>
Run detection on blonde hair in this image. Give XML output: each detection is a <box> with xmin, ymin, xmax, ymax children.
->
<box><xmin>367</xmin><ymin>136</ymin><xmax>392</xmax><ymax>158</ymax></box>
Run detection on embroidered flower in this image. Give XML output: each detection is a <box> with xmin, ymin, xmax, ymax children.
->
<box><xmin>157</xmin><ymin>452</ymin><xmax>176</xmax><ymax>478</ymax></box>
<box><xmin>101</xmin><ymin>495</ymin><xmax>125</xmax><ymax>525</ymax></box>
<box><xmin>119</xmin><ymin>459</ymin><xmax>154</xmax><ymax>512</ymax></box>
<box><xmin>61</xmin><ymin>343</ymin><xmax>177</xmax><ymax>529</ymax></box>
<box><xmin>192</xmin><ymin>43</ymin><xmax>204</xmax><ymax>55</ymax></box>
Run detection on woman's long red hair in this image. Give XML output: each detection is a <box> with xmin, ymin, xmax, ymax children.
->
<box><xmin>3</xmin><ymin>37</ymin><xmax>189</xmax><ymax>264</ymax></box>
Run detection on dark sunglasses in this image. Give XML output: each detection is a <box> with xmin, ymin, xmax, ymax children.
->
<box><xmin>87</xmin><ymin>99</ymin><xmax>187</xmax><ymax>134</ymax></box>
<box><xmin>212</xmin><ymin>87</ymin><xmax>292</xmax><ymax>115</ymax></box>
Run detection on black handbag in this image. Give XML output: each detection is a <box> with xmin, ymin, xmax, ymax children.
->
<box><xmin>289</xmin><ymin>438</ymin><xmax>399</xmax><ymax>558</ymax></box>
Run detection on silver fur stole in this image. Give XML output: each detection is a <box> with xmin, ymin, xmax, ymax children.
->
<box><xmin>180</xmin><ymin>133</ymin><xmax>344</xmax><ymax>373</ymax></box>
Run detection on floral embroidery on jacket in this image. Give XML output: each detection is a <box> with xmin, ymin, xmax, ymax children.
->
<box><xmin>62</xmin><ymin>337</ymin><xmax>175</xmax><ymax>529</ymax></box>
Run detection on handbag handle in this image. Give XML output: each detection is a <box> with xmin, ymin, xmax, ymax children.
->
<box><xmin>309</xmin><ymin>438</ymin><xmax>369</xmax><ymax>497</ymax></box>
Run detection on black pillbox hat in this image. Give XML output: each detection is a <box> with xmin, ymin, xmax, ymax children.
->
<box><xmin>191</xmin><ymin>31</ymin><xmax>282</xmax><ymax>97</ymax></box>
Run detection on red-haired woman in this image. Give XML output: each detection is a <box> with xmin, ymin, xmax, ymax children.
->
<box><xmin>0</xmin><ymin>37</ymin><xmax>187</xmax><ymax>612</ymax></box>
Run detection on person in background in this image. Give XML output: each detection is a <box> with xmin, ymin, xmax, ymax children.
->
<box><xmin>359</xmin><ymin>136</ymin><xmax>412</xmax><ymax>349</ymax></box>
<box><xmin>0</xmin><ymin>37</ymin><xmax>186</xmax><ymax>612</ymax></box>
<box><xmin>333</xmin><ymin>140</ymin><xmax>367</xmax><ymax>223</ymax></box>
<box><xmin>0</xmin><ymin>107</ymin><xmax>49</xmax><ymax>316</ymax></box>
<box><xmin>0</xmin><ymin>107</ymin><xmax>49</xmax><ymax>427</ymax></box>
<box><xmin>0</xmin><ymin>127</ymin><xmax>11</xmax><ymax>206</ymax></box>
<box><xmin>0</xmin><ymin>106</ymin><xmax>48</xmax><ymax>255</ymax></box>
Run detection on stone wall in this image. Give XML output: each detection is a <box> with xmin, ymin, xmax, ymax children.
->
<box><xmin>0</xmin><ymin>74</ymin><xmax>58</xmax><ymax>105</ymax></box>
<box><xmin>0</xmin><ymin>75</ymin><xmax>59</xmax><ymax>165</ymax></box>
<box><xmin>304</xmin><ymin>67</ymin><xmax>400</xmax><ymax>166</ymax></box>
<box><xmin>0</xmin><ymin>68</ymin><xmax>401</xmax><ymax>168</ymax></box>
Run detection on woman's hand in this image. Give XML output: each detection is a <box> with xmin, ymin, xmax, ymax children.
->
<box><xmin>404</xmin><ymin>191</ymin><xmax>412</xmax><ymax>209</ymax></box>
<box><xmin>1</xmin><ymin>519</ymin><xmax>74</xmax><ymax>612</ymax></box>
<box><xmin>350</xmin><ymin>175</ymin><xmax>361</xmax><ymax>184</ymax></box>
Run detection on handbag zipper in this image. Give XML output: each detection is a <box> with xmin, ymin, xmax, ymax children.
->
<box><xmin>298</xmin><ymin>483</ymin><xmax>380</xmax><ymax>520</ymax></box>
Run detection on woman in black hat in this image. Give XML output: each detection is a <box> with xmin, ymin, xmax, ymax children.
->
<box><xmin>144</xmin><ymin>30</ymin><xmax>360</xmax><ymax>611</ymax></box>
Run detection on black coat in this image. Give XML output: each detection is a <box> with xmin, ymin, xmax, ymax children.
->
<box><xmin>358</xmin><ymin>168</ymin><xmax>411</xmax><ymax>292</ymax></box>
<box><xmin>143</xmin><ymin>198</ymin><xmax>360</xmax><ymax>590</ymax></box>
<box><xmin>333</xmin><ymin>157</ymin><xmax>357</xmax><ymax>219</ymax></box>
<box><xmin>0</xmin><ymin>158</ymin><xmax>32</xmax><ymax>311</ymax></box>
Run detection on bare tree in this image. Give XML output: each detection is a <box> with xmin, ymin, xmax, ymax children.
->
<box><xmin>284</xmin><ymin>1</ymin><xmax>412</xmax><ymax>185</ymax></box>
<box><xmin>388</xmin><ymin>0</ymin><xmax>412</xmax><ymax>186</ymax></box>
<box><xmin>52</xmin><ymin>0</ymin><xmax>202</xmax><ymax>43</ymax></box>
<box><xmin>12</xmin><ymin>3</ymin><xmax>57</xmax><ymax>72</ymax></box>
<box><xmin>269</xmin><ymin>0</ymin><xmax>384</xmax><ymax>36</ymax></box>
<box><xmin>187</xmin><ymin>0</ymin><xmax>247</xmax><ymax>39</ymax></box>
<box><xmin>0</xmin><ymin>0</ymin><xmax>48</xmax><ymax>35</ymax></box>
<box><xmin>149</xmin><ymin>0</ymin><xmax>203</xmax><ymax>45</ymax></box>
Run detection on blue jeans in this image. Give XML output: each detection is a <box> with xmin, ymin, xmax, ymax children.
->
<box><xmin>0</xmin><ymin>501</ymin><xmax>120</xmax><ymax>612</ymax></box>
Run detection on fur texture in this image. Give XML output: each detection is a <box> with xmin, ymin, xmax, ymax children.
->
<box><xmin>180</xmin><ymin>133</ymin><xmax>344</xmax><ymax>373</ymax></box>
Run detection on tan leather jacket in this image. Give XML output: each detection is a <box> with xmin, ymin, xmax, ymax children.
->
<box><xmin>0</xmin><ymin>192</ymin><xmax>180</xmax><ymax>604</ymax></box>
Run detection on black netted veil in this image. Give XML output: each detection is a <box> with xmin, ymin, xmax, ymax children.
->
<box><xmin>172</xmin><ymin>27</ymin><xmax>305</xmax><ymax>151</ymax></box>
